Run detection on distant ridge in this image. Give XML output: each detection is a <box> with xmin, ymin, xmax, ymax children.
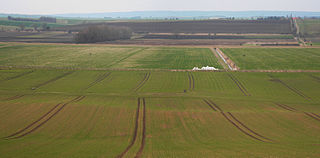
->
<box><xmin>1</xmin><ymin>11</ymin><xmax>320</xmax><ymax>19</ymax></box>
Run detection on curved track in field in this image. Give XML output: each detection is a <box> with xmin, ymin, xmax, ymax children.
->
<box><xmin>83</xmin><ymin>72</ymin><xmax>112</xmax><ymax>90</ymax></box>
<box><xmin>117</xmin><ymin>98</ymin><xmax>147</xmax><ymax>158</ymax></box>
<box><xmin>227</xmin><ymin>73</ymin><xmax>250</xmax><ymax>96</ymax></box>
<box><xmin>188</xmin><ymin>72</ymin><xmax>195</xmax><ymax>91</ymax></box>
<box><xmin>4</xmin><ymin>71</ymin><xmax>34</xmax><ymax>81</ymax></box>
<box><xmin>134</xmin><ymin>72</ymin><xmax>150</xmax><ymax>92</ymax></box>
<box><xmin>4</xmin><ymin>96</ymin><xmax>85</xmax><ymax>139</ymax></box>
<box><xmin>274</xmin><ymin>103</ymin><xmax>320</xmax><ymax>122</ymax></box>
<box><xmin>33</xmin><ymin>71</ymin><xmax>74</xmax><ymax>89</ymax></box>
<box><xmin>3</xmin><ymin>95</ymin><xmax>25</xmax><ymax>101</ymax></box>
<box><xmin>269</xmin><ymin>75</ymin><xmax>311</xmax><ymax>100</ymax></box>
<box><xmin>204</xmin><ymin>98</ymin><xmax>272</xmax><ymax>142</ymax></box>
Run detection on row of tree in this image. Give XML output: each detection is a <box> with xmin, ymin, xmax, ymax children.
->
<box><xmin>74</xmin><ymin>25</ymin><xmax>132</xmax><ymax>43</ymax></box>
<box><xmin>8</xmin><ymin>16</ymin><xmax>56</xmax><ymax>23</ymax></box>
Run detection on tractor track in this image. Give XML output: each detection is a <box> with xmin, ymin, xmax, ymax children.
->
<box><xmin>83</xmin><ymin>72</ymin><xmax>112</xmax><ymax>90</ymax></box>
<box><xmin>116</xmin><ymin>98</ymin><xmax>141</xmax><ymax>158</ymax></box>
<box><xmin>134</xmin><ymin>72</ymin><xmax>150</xmax><ymax>92</ymax></box>
<box><xmin>204</xmin><ymin>99</ymin><xmax>271</xmax><ymax>142</ymax></box>
<box><xmin>33</xmin><ymin>71</ymin><xmax>74</xmax><ymax>89</ymax></box>
<box><xmin>4</xmin><ymin>96</ymin><xmax>85</xmax><ymax>139</ymax></box>
<box><xmin>4</xmin><ymin>71</ymin><xmax>34</xmax><ymax>81</ymax></box>
<box><xmin>310</xmin><ymin>74</ymin><xmax>320</xmax><ymax>83</ymax></box>
<box><xmin>227</xmin><ymin>73</ymin><xmax>250</xmax><ymax>96</ymax></box>
<box><xmin>117</xmin><ymin>98</ymin><xmax>146</xmax><ymax>158</ymax></box>
<box><xmin>187</xmin><ymin>72</ymin><xmax>195</xmax><ymax>91</ymax></box>
<box><xmin>135</xmin><ymin>98</ymin><xmax>146</xmax><ymax>158</ymax></box>
<box><xmin>269</xmin><ymin>75</ymin><xmax>311</xmax><ymax>100</ymax></box>
<box><xmin>274</xmin><ymin>103</ymin><xmax>320</xmax><ymax>122</ymax></box>
<box><xmin>3</xmin><ymin>94</ymin><xmax>25</xmax><ymax>101</ymax></box>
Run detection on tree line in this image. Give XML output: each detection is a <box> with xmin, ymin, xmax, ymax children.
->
<box><xmin>74</xmin><ymin>24</ymin><xmax>132</xmax><ymax>43</ymax></box>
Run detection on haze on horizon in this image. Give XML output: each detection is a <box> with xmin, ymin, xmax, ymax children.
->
<box><xmin>1</xmin><ymin>0</ymin><xmax>319</xmax><ymax>15</ymax></box>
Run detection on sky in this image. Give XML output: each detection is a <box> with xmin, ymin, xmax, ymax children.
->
<box><xmin>1</xmin><ymin>0</ymin><xmax>320</xmax><ymax>14</ymax></box>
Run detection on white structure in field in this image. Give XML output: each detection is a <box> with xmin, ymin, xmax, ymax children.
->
<box><xmin>192</xmin><ymin>66</ymin><xmax>219</xmax><ymax>71</ymax></box>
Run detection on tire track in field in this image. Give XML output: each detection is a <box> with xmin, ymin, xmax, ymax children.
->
<box><xmin>134</xmin><ymin>98</ymin><xmax>146</xmax><ymax>158</ymax></box>
<box><xmin>227</xmin><ymin>73</ymin><xmax>250</xmax><ymax>96</ymax></box>
<box><xmin>134</xmin><ymin>72</ymin><xmax>150</xmax><ymax>92</ymax></box>
<box><xmin>4</xmin><ymin>70</ymin><xmax>34</xmax><ymax>81</ymax></box>
<box><xmin>187</xmin><ymin>72</ymin><xmax>195</xmax><ymax>91</ymax></box>
<box><xmin>83</xmin><ymin>72</ymin><xmax>112</xmax><ymax>90</ymax></box>
<box><xmin>117</xmin><ymin>98</ymin><xmax>147</xmax><ymax>158</ymax></box>
<box><xmin>4</xmin><ymin>96</ymin><xmax>85</xmax><ymax>139</ymax></box>
<box><xmin>269</xmin><ymin>75</ymin><xmax>311</xmax><ymax>100</ymax></box>
<box><xmin>3</xmin><ymin>94</ymin><xmax>25</xmax><ymax>101</ymax></box>
<box><xmin>32</xmin><ymin>71</ymin><xmax>74</xmax><ymax>90</ymax></box>
<box><xmin>309</xmin><ymin>74</ymin><xmax>320</xmax><ymax>83</ymax></box>
<box><xmin>274</xmin><ymin>103</ymin><xmax>320</xmax><ymax>122</ymax></box>
<box><xmin>204</xmin><ymin>99</ymin><xmax>272</xmax><ymax>142</ymax></box>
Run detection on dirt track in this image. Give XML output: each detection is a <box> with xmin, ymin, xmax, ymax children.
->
<box><xmin>4</xmin><ymin>96</ymin><xmax>85</xmax><ymax>139</ymax></box>
<box><xmin>135</xmin><ymin>98</ymin><xmax>146</xmax><ymax>158</ymax></box>
<box><xmin>117</xmin><ymin>98</ymin><xmax>141</xmax><ymax>158</ymax></box>
<box><xmin>274</xmin><ymin>103</ymin><xmax>320</xmax><ymax>122</ymax></box>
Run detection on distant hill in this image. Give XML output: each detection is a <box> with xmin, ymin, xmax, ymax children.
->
<box><xmin>53</xmin><ymin>11</ymin><xmax>320</xmax><ymax>19</ymax></box>
<box><xmin>1</xmin><ymin>11</ymin><xmax>320</xmax><ymax>20</ymax></box>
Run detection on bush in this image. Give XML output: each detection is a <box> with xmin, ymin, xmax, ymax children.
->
<box><xmin>74</xmin><ymin>25</ymin><xmax>132</xmax><ymax>43</ymax></box>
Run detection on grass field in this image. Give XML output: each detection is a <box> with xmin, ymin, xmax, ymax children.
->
<box><xmin>221</xmin><ymin>48</ymin><xmax>320</xmax><ymax>70</ymax></box>
<box><xmin>0</xmin><ymin>43</ymin><xmax>222</xmax><ymax>70</ymax></box>
<box><xmin>0</xmin><ymin>69</ymin><xmax>320</xmax><ymax>157</ymax></box>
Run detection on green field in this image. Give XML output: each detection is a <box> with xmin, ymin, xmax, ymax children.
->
<box><xmin>0</xmin><ymin>69</ymin><xmax>320</xmax><ymax>157</ymax></box>
<box><xmin>221</xmin><ymin>48</ymin><xmax>320</xmax><ymax>70</ymax></box>
<box><xmin>0</xmin><ymin>43</ymin><xmax>222</xmax><ymax>70</ymax></box>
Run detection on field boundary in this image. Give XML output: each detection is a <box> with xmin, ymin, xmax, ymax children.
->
<box><xmin>204</xmin><ymin>98</ymin><xmax>272</xmax><ymax>142</ymax></box>
<box><xmin>2</xmin><ymin>66</ymin><xmax>320</xmax><ymax>72</ymax></box>
<box><xmin>215</xmin><ymin>48</ymin><xmax>239</xmax><ymax>70</ymax></box>
<box><xmin>3</xmin><ymin>96</ymin><xmax>85</xmax><ymax>139</ymax></box>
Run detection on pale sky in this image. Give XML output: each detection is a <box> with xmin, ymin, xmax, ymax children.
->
<box><xmin>1</xmin><ymin>0</ymin><xmax>319</xmax><ymax>14</ymax></box>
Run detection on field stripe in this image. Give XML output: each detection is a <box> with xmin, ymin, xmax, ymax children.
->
<box><xmin>4</xmin><ymin>96</ymin><xmax>85</xmax><ymax>139</ymax></box>
<box><xmin>116</xmin><ymin>98</ymin><xmax>141</xmax><ymax>158</ymax></box>
<box><xmin>3</xmin><ymin>94</ymin><xmax>25</xmax><ymax>101</ymax></box>
<box><xmin>227</xmin><ymin>73</ymin><xmax>250</xmax><ymax>96</ymax></box>
<box><xmin>4</xmin><ymin>70</ymin><xmax>34</xmax><ymax>81</ymax></box>
<box><xmin>134</xmin><ymin>72</ymin><xmax>150</xmax><ymax>92</ymax></box>
<box><xmin>134</xmin><ymin>98</ymin><xmax>146</xmax><ymax>158</ymax></box>
<box><xmin>83</xmin><ymin>72</ymin><xmax>112</xmax><ymax>90</ymax></box>
<box><xmin>33</xmin><ymin>71</ymin><xmax>74</xmax><ymax>89</ymax></box>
